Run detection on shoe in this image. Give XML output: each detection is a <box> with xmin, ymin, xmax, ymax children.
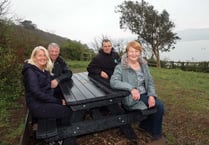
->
<box><xmin>57</xmin><ymin>140</ymin><xmax>63</xmax><ymax>145</ymax></box>
<box><xmin>137</xmin><ymin>127</ymin><xmax>152</xmax><ymax>138</ymax></box>
<box><xmin>129</xmin><ymin>139</ymin><xmax>137</xmax><ymax>145</ymax></box>
<box><xmin>48</xmin><ymin>140</ymin><xmax>63</xmax><ymax>145</ymax></box>
<box><xmin>151</xmin><ymin>135</ymin><xmax>162</xmax><ymax>141</ymax></box>
<box><xmin>49</xmin><ymin>141</ymin><xmax>56</xmax><ymax>145</ymax></box>
<box><xmin>146</xmin><ymin>136</ymin><xmax>167</xmax><ymax>145</ymax></box>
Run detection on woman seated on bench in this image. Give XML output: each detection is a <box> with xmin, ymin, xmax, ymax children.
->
<box><xmin>110</xmin><ymin>41</ymin><xmax>164</xmax><ymax>141</ymax></box>
<box><xmin>22</xmin><ymin>46</ymin><xmax>72</xmax><ymax>128</ymax></box>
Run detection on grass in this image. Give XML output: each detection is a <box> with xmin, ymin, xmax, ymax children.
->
<box><xmin>151</xmin><ymin>67</ymin><xmax>209</xmax><ymax>113</ymax></box>
<box><xmin>150</xmin><ymin>67</ymin><xmax>209</xmax><ymax>144</ymax></box>
<box><xmin>67</xmin><ymin>60</ymin><xmax>90</xmax><ymax>73</ymax></box>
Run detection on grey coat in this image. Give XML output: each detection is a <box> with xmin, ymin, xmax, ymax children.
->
<box><xmin>110</xmin><ymin>54</ymin><xmax>157</xmax><ymax>110</ymax></box>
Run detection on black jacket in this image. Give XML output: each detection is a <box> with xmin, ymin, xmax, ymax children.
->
<box><xmin>87</xmin><ymin>49</ymin><xmax>120</xmax><ymax>78</ymax></box>
<box><xmin>22</xmin><ymin>63</ymin><xmax>61</xmax><ymax>112</ymax></box>
<box><xmin>51</xmin><ymin>56</ymin><xmax>72</xmax><ymax>82</ymax></box>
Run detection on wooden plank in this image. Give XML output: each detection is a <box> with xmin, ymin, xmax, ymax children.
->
<box><xmin>73</xmin><ymin>73</ymin><xmax>106</xmax><ymax>98</ymax></box>
<box><xmin>19</xmin><ymin>111</ymin><xmax>30</xmax><ymax>145</ymax></box>
<box><xmin>70</xmin><ymin>97</ymin><xmax>123</xmax><ymax>111</ymax></box>
<box><xmin>60</xmin><ymin>72</ymin><xmax>130</xmax><ymax>106</ymax></box>
<box><xmin>36</xmin><ymin>119</ymin><xmax>57</xmax><ymax>139</ymax></box>
<box><xmin>46</xmin><ymin>110</ymin><xmax>147</xmax><ymax>140</ymax></box>
<box><xmin>72</xmin><ymin>74</ymin><xmax>96</xmax><ymax>100</ymax></box>
<box><xmin>61</xmin><ymin>72</ymin><xmax>129</xmax><ymax>106</ymax></box>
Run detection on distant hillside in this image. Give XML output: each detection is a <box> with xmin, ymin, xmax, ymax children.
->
<box><xmin>1</xmin><ymin>21</ymin><xmax>91</xmax><ymax>62</ymax></box>
<box><xmin>177</xmin><ymin>28</ymin><xmax>209</xmax><ymax>41</ymax></box>
<box><xmin>13</xmin><ymin>24</ymin><xmax>69</xmax><ymax>46</ymax></box>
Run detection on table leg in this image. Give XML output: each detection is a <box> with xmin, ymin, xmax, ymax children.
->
<box><xmin>63</xmin><ymin>110</ymin><xmax>86</xmax><ymax>145</ymax></box>
<box><xmin>107</xmin><ymin>104</ymin><xmax>137</xmax><ymax>141</ymax></box>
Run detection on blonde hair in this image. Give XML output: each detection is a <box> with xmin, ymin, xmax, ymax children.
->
<box><xmin>126</xmin><ymin>41</ymin><xmax>143</xmax><ymax>53</ymax></box>
<box><xmin>28</xmin><ymin>46</ymin><xmax>53</xmax><ymax>73</ymax></box>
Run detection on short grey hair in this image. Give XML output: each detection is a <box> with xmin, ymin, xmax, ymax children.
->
<box><xmin>48</xmin><ymin>42</ymin><xmax>60</xmax><ymax>50</ymax></box>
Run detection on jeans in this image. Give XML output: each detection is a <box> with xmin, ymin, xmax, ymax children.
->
<box><xmin>139</xmin><ymin>94</ymin><xmax>164</xmax><ymax>137</ymax></box>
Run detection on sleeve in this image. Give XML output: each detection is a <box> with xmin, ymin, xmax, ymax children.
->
<box><xmin>56</xmin><ymin>60</ymin><xmax>72</xmax><ymax>83</ymax></box>
<box><xmin>24</xmin><ymin>69</ymin><xmax>61</xmax><ymax>104</ymax></box>
<box><xmin>87</xmin><ymin>56</ymin><xmax>102</xmax><ymax>75</ymax></box>
<box><xmin>110</xmin><ymin>65</ymin><xmax>135</xmax><ymax>91</ymax></box>
<box><xmin>143</xmin><ymin>64</ymin><xmax>157</xmax><ymax>97</ymax></box>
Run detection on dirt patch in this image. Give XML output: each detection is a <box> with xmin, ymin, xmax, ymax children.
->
<box><xmin>5</xmin><ymin>96</ymin><xmax>209</xmax><ymax>145</ymax></box>
<box><xmin>76</xmin><ymin>124</ymin><xmax>153</xmax><ymax>145</ymax></box>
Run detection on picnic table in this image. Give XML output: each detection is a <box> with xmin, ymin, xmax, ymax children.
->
<box><xmin>36</xmin><ymin>72</ymin><xmax>156</xmax><ymax>144</ymax></box>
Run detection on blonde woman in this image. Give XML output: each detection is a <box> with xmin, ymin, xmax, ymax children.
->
<box><xmin>22</xmin><ymin>46</ymin><xmax>71</xmax><ymax>125</ymax></box>
<box><xmin>110</xmin><ymin>41</ymin><xmax>164</xmax><ymax>140</ymax></box>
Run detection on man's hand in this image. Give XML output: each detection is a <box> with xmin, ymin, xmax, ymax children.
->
<box><xmin>61</xmin><ymin>99</ymin><xmax>66</xmax><ymax>106</ymax></box>
<box><xmin>100</xmin><ymin>71</ymin><xmax>109</xmax><ymax>79</ymax></box>
<box><xmin>131</xmin><ymin>88</ymin><xmax>140</xmax><ymax>100</ymax></box>
<box><xmin>51</xmin><ymin>79</ymin><xmax>58</xmax><ymax>88</ymax></box>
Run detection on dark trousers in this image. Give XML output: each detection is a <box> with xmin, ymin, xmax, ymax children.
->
<box><xmin>139</xmin><ymin>94</ymin><xmax>164</xmax><ymax>137</ymax></box>
<box><xmin>31</xmin><ymin>103</ymin><xmax>72</xmax><ymax>125</ymax></box>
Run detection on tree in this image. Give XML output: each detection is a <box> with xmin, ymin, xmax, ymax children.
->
<box><xmin>90</xmin><ymin>35</ymin><xmax>127</xmax><ymax>56</ymax></box>
<box><xmin>112</xmin><ymin>38</ymin><xmax>127</xmax><ymax>56</ymax></box>
<box><xmin>0</xmin><ymin>0</ymin><xmax>11</xmax><ymax>48</ymax></box>
<box><xmin>62</xmin><ymin>39</ymin><xmax>93</xmax><ymax>60</ymax></box>
<box><xmin>0</xmin><ymin>0</ymin><xmax>10</xmax><ymax>18</ymax></box>
<box><xmin>90</xmin><ymin>34</ymin><xmax>109</xmax><ymax>51</ymax></box>
<box><xmin>116</xmin><ymin>1</ymin><xmax>180</xmax><ymax>67</ymax></box>
<box><xmin>21</xmin><ymin>20</ymin><xmax>37</xmax><ymax>29</ymax></box>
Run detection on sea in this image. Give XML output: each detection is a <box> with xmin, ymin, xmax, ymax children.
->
<box><xmin>160</xmin><ymin>39</ymin><xmax>209</xmax><ymax>62</ymax></box>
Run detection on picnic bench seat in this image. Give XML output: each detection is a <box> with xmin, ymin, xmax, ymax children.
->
<box><xmin>35</xmin><ymin>72</ymin><xmax>157</xmax><ymax>144</ymax></box>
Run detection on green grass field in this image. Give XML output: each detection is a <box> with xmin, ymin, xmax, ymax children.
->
<box><xmin>67</xmin><ymin>60</ymin><xmax>90</xmax><ymax>73</ymax></box>
<box><xmin>150</xmin><ymin>67</ymin><xmax>209</xmax><ymax>144</ymax></box>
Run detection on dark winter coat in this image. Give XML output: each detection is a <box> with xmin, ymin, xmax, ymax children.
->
<box><xmin>51</xmin><ymin>56</ymin><xmax>72</xmax><ymax>83</ymax></box>
<box><xmin>22</xmin><ymin>63</ymin><xmax>61</xmax><ymax>112</ymax></box>
<box><xmin>87</xmin><ymin>49</ymin><xmax>120</xmax><ymax>78</ymax></box>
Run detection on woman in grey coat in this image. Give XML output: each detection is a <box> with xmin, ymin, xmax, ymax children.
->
<box><xmin>110</xmin><ymin>41</ymin><xmax>164</xmax><ymax>140</ymax></box>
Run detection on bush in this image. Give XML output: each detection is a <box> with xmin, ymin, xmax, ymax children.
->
<box><xmin>0</xmin><ymin>47</ymin><xmax>23</xmax><ymax>121</ymax></box>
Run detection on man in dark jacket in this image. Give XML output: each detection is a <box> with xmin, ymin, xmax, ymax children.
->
<box><xmin>87</xmin><ymin>39</ymin><xmax>120</xmax><ymax>85</ymax></box>
<box><xmin>48</xmin><ymin>43</ymin><xmax>72</xmax><ymax>101</ymax></box>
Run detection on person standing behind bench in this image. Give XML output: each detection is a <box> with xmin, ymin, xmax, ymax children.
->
<box><xmin>22</xmin><ymin>46</ymin><xmax>72</xmax><ymax>125</ymax></box>
<box><xmin>48</xmin><ymin>42</ymin><xmax>72</xmax><ymax>105</ymax></box>
<box><xmin>87</xmin><ymin>39</ymin><xmax>120</xmax><ymax>85</ymax></box>
<box><xmin>110</xmin><ymin>41</ymin><xmax>164</xmax><ymax>141</ymax></box>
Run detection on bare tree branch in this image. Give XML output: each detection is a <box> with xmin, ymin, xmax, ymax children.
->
<box><xmin>0</xmin><ymin>0</ymin><xmax>10</xmax><ymax>18</ymax></box>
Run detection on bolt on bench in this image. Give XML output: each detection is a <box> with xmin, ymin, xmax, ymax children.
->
<box><xmin>36</xmin><ymin>72</ymin><xmax>157</xmax><ymax>144</ymax></box>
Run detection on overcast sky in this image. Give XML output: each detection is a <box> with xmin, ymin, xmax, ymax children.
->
<box><xmin>10</xmin><ymin>0</ymin><xmax>209</xmax><ymax>45</ymax></box>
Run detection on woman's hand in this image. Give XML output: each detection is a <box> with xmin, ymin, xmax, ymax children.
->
<box><xmin>131</xmin><ymin>88</ymin><xmax>140</xmax><ymax>100</ymax></box>
<box><xmin>148</xmin><ymin>96</ymin><xmax>156</xmax><ymax>108</ymax></box>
